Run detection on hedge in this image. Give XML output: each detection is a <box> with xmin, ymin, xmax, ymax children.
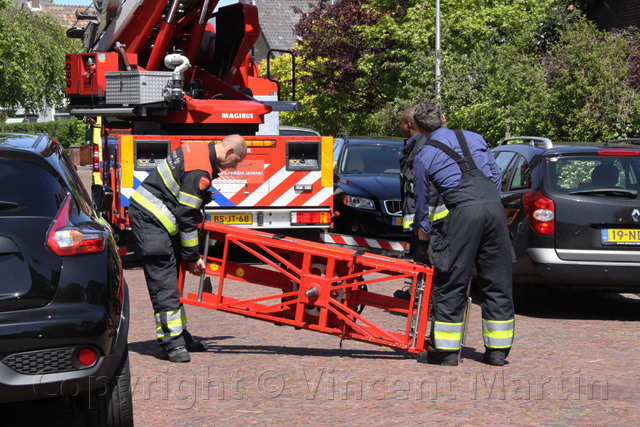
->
<box><xmin>0</xmin><ymin>118</ymin><xmax>86</xmax><ymax>149</ymax></box>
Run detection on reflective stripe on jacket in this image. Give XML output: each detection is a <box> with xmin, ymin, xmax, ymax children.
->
<box><xmin>400</xmin><ymin>133</ymin><xmax>449</xmax><ymax>232</ymax></box>
<box><xmin>131</xmin><ymin>142</ymin><xmax>220</xmax><ymax>261</ymax></box>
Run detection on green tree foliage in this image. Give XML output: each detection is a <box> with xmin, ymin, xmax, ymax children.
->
<box><xmin>542</xmin><ymin>20</ymin><xmax>640</xmax><ymax>142</ymax></box>
<box><xmin>291</xmin><ymin>0</ymin><xmax>397</xmax><ymax>135</ymax></box>
<box><xmin>260</xmin><ymin>54</ymin><xmax>336</xmax><ymax>135</ymax></box>
<box><xmin>0</xmin><ymin>118</ymin><xmax>86</xmax><ymax>149</ymax></box>
<box><xmin>283</xmin><ymin>0</ymin><xmax>640</xmax><ymax>144</ymax></box>
<box><xmin>361</xmin><ymin>0</ymin><xmax>580</xmax><ymax>142</ymax></box>
<box><xmin>0</xmin><ymin>7</ymin><xmax>81</xmax><ymax>114</ymax></box>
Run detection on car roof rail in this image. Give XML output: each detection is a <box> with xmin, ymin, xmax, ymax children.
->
<box><xmin>604</xmin><ymin>138</ymin><xmax>640</xmax><ymax>146</ymax></box>
<box><xmin>336</xmin><ymin>132</ymin><xmax>349</xmax><ymax>143</ymax></box>
<box><xmin>499</xmin><ymin>136</ymin><xmax>553</xmax><ymax>150</ymax></box>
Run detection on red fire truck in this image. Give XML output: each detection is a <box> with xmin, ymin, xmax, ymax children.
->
<box><xmin>66</xmin><ymin>0</ymin><xmax>333</xmax><ymax>248</ymax></box>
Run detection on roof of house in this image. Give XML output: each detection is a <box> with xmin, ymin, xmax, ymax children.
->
<box><xmin>47</xmin><ymin>4</ymin><xmax>87</xmax><ymax>28</ymax></box>
<box><xmin>254</xmin><ymin>0</ymin><xmax>316</xmax><ymax>52</ymax></box>
<box><xmin>12</xmin><ymin>0</ymin><xmax>320</xmax><ymax>51</ymax></box>
<box><xmin>10</xmin><ymin>0</ymin><xmax>87</xmax><ymax>29</ymax></box>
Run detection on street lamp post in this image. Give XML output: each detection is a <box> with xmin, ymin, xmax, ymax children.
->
<box><xmin>435</xmin><ymin>0</ymin><xmax>441</xmax><ymax>99</ymax></box>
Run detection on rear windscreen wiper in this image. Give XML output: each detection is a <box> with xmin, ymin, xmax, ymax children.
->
<box><xmin>0</xmin><ymin>201</ymin><xmax>18</xmax><ymax>210</ymax></box>
<box><xmin>568</xmin><ymin>189</ymin><xmax>638</xmax><ymax>198</ymax></box>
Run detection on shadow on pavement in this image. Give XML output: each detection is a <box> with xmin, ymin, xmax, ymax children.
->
<box><xmin>470</xmin><ymin>286</ymin><xmax>640</xmax><ymax>321</ymax></box>
<box><xmin>518</xmin><ymin>289</ymin><xmax>640</xmax><ymax>321</ymax></box>
<box><xmin>204</xmin><ymin>344</ymin><xmax>414</xmax><ymax>360</ymax></box>
<box><xmin>128</xmin><ymin>335</ymin><xmax>236</xmax><ymax>358</ymax></box>
<box><xmin>129</xmin><ymin>337</ymin><xmax>415</xmax><ymax>360</ymax></box>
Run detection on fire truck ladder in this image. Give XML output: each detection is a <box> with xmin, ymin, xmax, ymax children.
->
<box><xmin>179</xmin><ymin>222</ymin><xmax>434</xmax><ymax>354</ymax></box>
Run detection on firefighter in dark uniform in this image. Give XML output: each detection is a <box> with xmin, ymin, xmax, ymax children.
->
<box><xmin>412</xmin><ymin>102</ymin><xmax>514</xmax><ymax>366</ymax></box>
<box><xmin>395</xmin><ymin>107</ymin><xmax>449</xmax><ymax>300</ymax></box>
<box><xmin>129</xmin><ymin>134</ymin><xmax>247</xmax><ymax>362</ymax></box>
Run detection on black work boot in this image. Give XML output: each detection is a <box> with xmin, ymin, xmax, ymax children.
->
<box><xmin>482</xmin><ymin>349</ymin><xmax>507</xmax><ymax>366</ymax></box>
<box><xmin>417</xmin><ymin>350</ymin><xmax>459</xmax><ymax>366</ymax></box>
<box><xmin>182</xmin><ymin>330</ymin><xmax>207</xmax><ymax>352</ymax></box>
<box><xmin>164</xmin><ymin>346</ymin><xmax>191</xmax><ymax>363</ymax></box>
<box><xmin>393</xmin><ymin>288</ymin><xmax>412</xmax><ymax>301</ymax></box>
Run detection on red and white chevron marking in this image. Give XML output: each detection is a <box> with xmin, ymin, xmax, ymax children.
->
<box><xmin>211</xmin><ymin>164</ymin><xmax>333</xmax><ymax>208</ymax></box>
<box><xmin>320</xmin><ymin>233</ymin><xmax>406</xmax><ymax>252</ymax></box>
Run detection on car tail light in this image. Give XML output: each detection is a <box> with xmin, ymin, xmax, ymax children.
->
<box><xmin>291</xmin><ymin>211</ymin><xmax>331</xmax><ymax>225</ymax></box>
<box><xmin>523</xmin><ymin>191</ymin><xmax>555</xmax><ymax>236</ymax></box>
<box><xmin>78</xmin><ymin>348</ymin><xmax>97</xmax><ymax>366</ymax></box>
<box><xmin>93</xmin><ymin>142</ymin><xmax>100</xmax><ymax>172</ymax></box>
<box><xmin>598</xmin><ymin>150</ymin><xmax>639</xmax><ymax>156</ymax></box>
<box><xmin>47</xmin><ymin>196</ymin><xmax>106</xmax><ymax>256</ymax></box>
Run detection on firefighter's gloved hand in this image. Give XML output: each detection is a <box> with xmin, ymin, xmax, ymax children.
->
<box><xmin>201</xmin><ymin>188</ymin><xmax>213</xmax><ymax>206</ymax></box>
<box><xmin>415</xmin><ymin>239</ymin><xmax>431</xmax><ymax>266</ymax></box>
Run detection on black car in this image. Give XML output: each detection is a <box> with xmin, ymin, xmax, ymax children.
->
<box><xmin>0</xmin><ymin>133</ymin><xmax>132</xmax><ymax>424</ymax></box>
<box><xmin>278</xmin><ymin>126</ymin><xmax>320</xmax><ymax>137</ymax></box>
<box><xmin>332</xmin><ymin>136</ymin><xmax>405</xmax><ymax>239</ymax></box>
<box><xmin>492</xmin><ymin>136</ymin><xmax>640</xmax><ymax>308</ymax></box>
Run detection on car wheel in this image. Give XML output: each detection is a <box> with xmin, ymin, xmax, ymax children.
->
<box><xmin>513</xmin><ymin>282</ymin><xmax>529</xmax><ymax>312</ymax></box>
<box><xmin>84</xmin><ymin>346</ymin><xmax>134</xmax><ymax>427</ymax></box>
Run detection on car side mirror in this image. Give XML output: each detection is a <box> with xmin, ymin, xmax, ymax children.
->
<box><xmin>91</xmin><ymin>184</ymin><xmax>114</xmax><ymax>213</ymax></box>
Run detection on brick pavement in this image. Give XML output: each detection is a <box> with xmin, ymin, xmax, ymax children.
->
<box><xmin>125</xmin><ymin>264</ymin><xmax>640</xmax><ymax>427</ymax></box>
<box><xmin>77</xmin><ymin>166</ymin><xmax>640</xmax><ymax>426</ymax></box>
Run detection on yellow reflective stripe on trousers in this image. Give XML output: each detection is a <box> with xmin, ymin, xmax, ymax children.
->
<box><xmin>180</xmin><ymin>230</ymin><xmax>199</xmax><ymax>248</ymax></box>
<box><xmin>156</xmin><ymin>309</ymin><xmax>185</xmax><ymax>338</ymax></box>
<box><xmin>157</xmin><ymin>159</ymin><xmax>180</xmax><ymax>199</ymax></box>
<box><xmin>402</xmin><ymin>214</ymin><xmax>414</xmax><ymax>231</ymax></box>
<box><xmin>178</xmin><ymin>191</ymin><xmax>202</xmax><ymax>209</ymax></box>
<box><xmin>483</xmin><ymin>318</ymin><xmax>514</xmax><ymax>349</ymax></box>
<box><xmin>154</xmin><ymin>314</ymin><xmax>163</xmax><ymax>339</ymax></box>
<box><xmin>180</xmin><ymin>305</ymin><xmax>188</xmax><ymax>330</ymax></box>
<box><xmin>433</xmin><ymin>321</ymin><xmax>463</xmax><ymax>350</ymax></box>
<box><xmin>131</xmin><ymin>187</ymin><xmax>178</xmax><ymax>236</ymax></box>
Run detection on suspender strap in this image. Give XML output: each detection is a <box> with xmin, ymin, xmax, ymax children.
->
<box><xmin>453</xmin><ymin>130</ymin><xmax>478</xmax><ymax>171</ymax></box>
<box><xmin>423</xmin><ymin>131</ymin><xmax>478</xmax><ymax>172</ymax></box>
<box><xmin>423</xmin><ymin>139</ymin><xmax>471</xmax><ymax>173</ymax></box>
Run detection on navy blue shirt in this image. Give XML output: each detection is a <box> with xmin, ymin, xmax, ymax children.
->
<box><xmin>413</xmin><ymin>127</ymin><xmax>501</xmax><ymax>233</ymax></box>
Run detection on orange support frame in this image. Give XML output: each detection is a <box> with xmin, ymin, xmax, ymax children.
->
<box><xmin>179</xmin><ymin>222</ymin><xmax>434</xmax><ymax>354</ymax></box>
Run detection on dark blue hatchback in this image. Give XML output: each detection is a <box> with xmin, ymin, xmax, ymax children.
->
<box><xmin>0</xmin><ymin>133</ymin><xmax>132</xmax><ymax>425</ymax></box>
<box><xmin>332</xmin><ymin>136</ymin><xmax>405</xmax><ymax>240</ymax></box>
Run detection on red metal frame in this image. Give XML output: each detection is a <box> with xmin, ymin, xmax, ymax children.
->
<box><xmin>179</xmin><ymin>222</ymin><xmax>433</xmax><ymax>354</ymax></box>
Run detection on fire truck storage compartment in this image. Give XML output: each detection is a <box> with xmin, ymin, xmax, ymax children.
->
<box><xmin>134</xmin><ymin>140</ymin><xmax>170</xmax><ymax>171</ymax></box>
<box><xmin>286</xmin><ymin>139</ymin><xmax>321</xmax><ymax>171</ymax></box>
<box><xmin>105</xmin><ymin>71</ymin><xmax>173</xmax><ymax>105</ymax></box>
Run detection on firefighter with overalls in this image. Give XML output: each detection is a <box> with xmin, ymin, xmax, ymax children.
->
<box><xmin>129</xmin><ymin>135</ymin><xmax>247</xmax><ymax>362</ymax></box>
<box><xmin>412</xmin><ymin>102</ymin><xmax>514</xmax><ymax>366</ymax></box>
<box><xmin>395</xmin><ymin>107</ymin><xmax>449</xmax><ymax>300</ymax></box>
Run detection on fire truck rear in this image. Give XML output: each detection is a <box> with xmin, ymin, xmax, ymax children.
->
<box><xmin>65</xmin><ymin>0</ymin><xmax>333</xmax><ymax>247</ymax></box>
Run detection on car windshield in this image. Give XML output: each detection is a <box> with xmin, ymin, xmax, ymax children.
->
<box><xmin>339</xmin><ymin>144</ymin><xmax>402</xmax><ymax>175</ymax></box>
<box><xmin>547</xmin><ymin>155</ymin><xmax>640</xmax><ymax>197</ymax></box>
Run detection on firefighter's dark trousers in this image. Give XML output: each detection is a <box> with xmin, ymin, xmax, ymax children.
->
<box><xmin>129</xmin><ymin>203</ymin><xmax>188</xmax><ymax>351</ymax></box>
<box><xmin>429</xmin><ymin>201</ymin><xmax>514</xmax><ymax>354</ymax></box>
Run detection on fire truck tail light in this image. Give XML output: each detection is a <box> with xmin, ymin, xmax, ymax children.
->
<box><xmin>523</xmin><ymin>191</ymin><xmax>555</xmax><ymax>236</ymax></box>
<box><xmin>93</xmin><ymin>143</ymin><xmax>100</xmax><ymax>172</ymax></box>
<box><xmin>291</xmin><ymin>211</ymin><xmax>331</xmax><ymax>225</ymax></box>
<box><xmin>47</xmin><ymin>196</ymin><xmax>106</xmax><ymax>256</ymax></box>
